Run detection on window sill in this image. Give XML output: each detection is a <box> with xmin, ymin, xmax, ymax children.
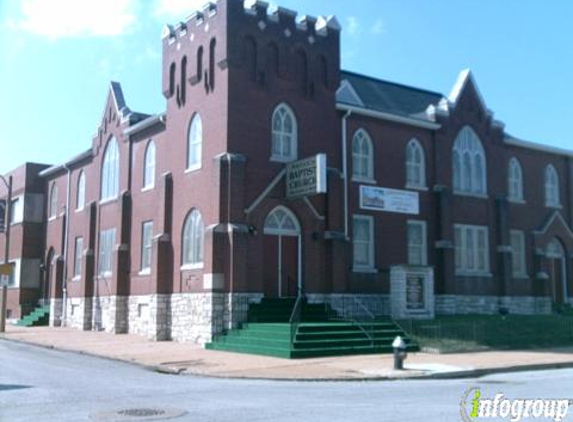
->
<box><xmin>141</xmin><ymin>185</ymin><xmax>154</xmax><ymax>193</ymax></box>
<box><xmin>352</xmin><ymin>176</ymin><xmax>377</xmax><ymax>185</ymax></box>
<box><xmin>180</xmin><ymin>263</ymin><xmax>204</xmax><ymax>271</ymax></box>
<box><xmin>185</xmin><ymin>164</ymin><xmax>202</xmax><ymax>174</ymax></box>
<box><xmin>99</xmin><ymin>197</ymin><xmax>119</xmax><ymax>206</ymax></box>
<box><xmin>508</xmin><ymin>198</ymin><xmax>525</xmax><ymax>205</ymax></box>
<box><xmin>71</xmin><ymin>276</ymin><xmax>81</xmax><ymax>282</ymax></box>
<box><xmin>269</xmin><ymin>155</ymin><xmax>296</xmax><ymax>164</ymax></box>
<box><xmin>48</xmin><ymin>216</ymin><xmax>57</xmax><ymax>222</ymax></box>
<box><xmin>75</xmin><ymin>207</ymin><xmax>85</xmax><ymax>213</ymax></box>
<box><xmin>9</xmin><ymin>221</ymin><xmax>22</xmax><ymax>226</ymax></box>
<box><xmin>138</xmin><ymin>269</ymin><xmax>151</xmax><ymax>276</ymax></box>
<box><xmin>545</xmin><ymin>204</ymin><xmax>562</xmax><ymax>209</ymax></box>
<box><xmin>352</xmin><ymin>266</ymin><xmax>378</xmax><ymax>274</ymax></box>
<box><xmin>405</xmin><ymin>184</ymin><xmax>428</xmax><ymax>192</ymax></box>
<box><xmin>453</xmin><ymin>191</ymin><xmax>488</xmax><ymax>199</ymax></box>
<box><xmin>98</xmin><ymin>271</ymin><xmax>113</xmax><ymax>278</ymax></box>
<box><xmin>455</xmin><ymin>271</ymin><xmax>493</xmax><ymax>278</ymax></box>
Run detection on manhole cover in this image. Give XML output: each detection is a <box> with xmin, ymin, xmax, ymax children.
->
<box><xmin>91</xmin><ymin>407</ymin><xmax>186</xmax><ymax>421</ymax></box>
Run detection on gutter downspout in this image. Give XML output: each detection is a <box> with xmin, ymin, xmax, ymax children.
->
<box><xmin>341</xmin><ymin>110</ymin><xmax>352</xmax><ymax>238</ymax></box>
<box><xmin>61</xmin><ymin>164</ymin><xmax>72</xmax><ymax>327</ymax></box>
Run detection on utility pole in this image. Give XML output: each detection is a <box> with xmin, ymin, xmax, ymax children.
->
<box><xmin>0</xmin><ymin>175</ymin><xmax>13</xmax><ymax>333</ymax></box>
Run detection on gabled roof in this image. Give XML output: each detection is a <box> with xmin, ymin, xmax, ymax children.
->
<box><xmin>338</xmin><ymin>70</ymin><xmax>444</xmax><ymax>119</ymax></box>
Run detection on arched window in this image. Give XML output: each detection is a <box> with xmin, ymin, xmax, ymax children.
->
<box><xmin>180</xmin><ymin>56</ymin><xmax>187</xmax><ymax>105</ymax></box>
<box><xmin>197</xmin><ymin>46</ymin><xmax>203</xmax><ymax>82</ymax></box>
<box><xmin>271</xmin><ymin>103</ymin><xmax>297</xmax><ymax>162</ymax></box>
<box><xmin>352</xmin><ymin>129</ymin><xmax>374</xmax><ymax>180</ymax></box>
<box><xmin>143</xmin><ymin>141</ymin><xmax>156</xmax><ymax>189</ymax></box>
<box><xmin>187</xmin><ymin>114</ymin><xmax>202</xmax><ymax>170</ymax></box>
<box><xmin>49</xmin><ymin>183</ymin><xmax>58</xmax><ymax>218</ymax></box>
<box><xmin>264</xmin><ymin>206</ymin><xmax>301</xmax><ymax>236</ymax></box>
<box><xmin>209</xmin><ymin>38</ymin><xmax>216</xmax><ymax>90</ymax></box>
<box><xmin>507</xmin><ymin>158</ymin><xmax>523</xmax><ymax>202</ymax></box>
<box><xmin>169</xmin><ymin>62</ymin><xmax>176</xmax><ymax>97</ymax></box>
<box><xmin>545</xmin><ymin>164</ymin><xmax>560</xmax><ymax>207</ymax></box>
<box><xmin>182</xmin><ymin>209</ymin><xmax>204</xmax><ymax>266</ymax></box>
<box><xmin>101</xmin><ymin>137</ymin><xmax>119</xmax><ymax>201</ymax></box>
<box><xmin>76</xmin><ymin>171</ymin><xmax>86</xmax><ymax>210</ymax></box>
<box><xmin>406</xmin><ymin>139</ymin><xmax>425</xmax><ymax>188</ymax></box>
<box><xmin>452</xmin><ymin>126</ymin><xmax>486</xmax><ymax>195</ymax></box>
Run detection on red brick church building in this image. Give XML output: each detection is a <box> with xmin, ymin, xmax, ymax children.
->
<box><xmin>1</xmin><ymin>0</ymin><xmax>572</xmax><ymax>345</ymax></box>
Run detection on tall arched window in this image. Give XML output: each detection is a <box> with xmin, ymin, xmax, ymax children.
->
<box><xmin>507</xmin><ymin>158</ymin><xmax>523</xmax><ymax>202</ymax></box>
<box><xmin>452</xmin><ymin>126</ymin><xmax>486</xmax><ymax>195</ymax></box>
<box><xmin>545</xmin><ymin>164</ymin><xmax>560</xmax><ymax>207</ymax></box>
<box><xmin>76</xmin><ymin>171</ymin><xmax>86</xmax><ymax>210</ymax></box>
<box><xmin>406</xmin><ymin>139</ymin><xmax>425</xmax><ymax>188</ymax></box>
<box><xmin>187</xmin><ymin>114</ymin><xmax>202</xmax><ymax>170</ymax></box>
<box><xmin>209</xmin><ymin>38</ymin><xmax>216</xmax><ymax>91</ymax></box>
<box><xmin>143</xmin><ymin>140</ymin><xmax>156</xmax><ymax>189</ymax></box>
<box><xmin>182</xmin><ymin>209</ymin><xmax>204</xmax><ymax>266</ymax></box>
<box><xmin>101</xmin><ymin>137</ymin><xmax>119</xmax><ymax>201</ymax></box>
<box><xmin>271</xmin><ymin>103</ymin><xmax>297</xmax><ymax>162</ymax></box>
<box><xmin>352</xmin><ymin>129</ymin><xmax>374</xmax><ymax>180</ymax></box>
<box><xmin>180</xmin><ymin>56</ymin><xmax>187</xmax><ymax>105</ymax></box>
<box><xmin>49</xmin><ymin>183</ymin><xmax>58</xmax><ymax>218</ymax></box>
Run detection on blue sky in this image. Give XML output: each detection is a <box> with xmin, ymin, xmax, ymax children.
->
<box><xmin>0</xmin><ymin>0</ymin><xmax>572</xmax><ymax>174</ymax></box>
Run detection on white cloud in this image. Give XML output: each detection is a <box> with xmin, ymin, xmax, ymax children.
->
<box><xmin>154</xmin><ymin>0</ymin><xmax>208</xmax><ymax>20</ymax></box>
<box><xmin>370</xmin><ymin>18</ymin><xmax>386</xmax><ymax>35</ymax></box>
<box><xmin>346</xmin><ymin>16</ymin><xmax>360</xmax><ymax>36</ymax></box>
<box><xmin>135</xmin><ymin>46</ymin><xmax>161</xmax><ymax>64</ymax></box>
<box><xmin>13</xmin><ymin>0</ymin><xmax>138</xmax><ymax>39</ymax></box>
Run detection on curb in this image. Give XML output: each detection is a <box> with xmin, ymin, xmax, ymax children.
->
<box><xmin>3</xmin><ymin>335</ymin><xmax>573</xmax><ymax>382</ymax></box>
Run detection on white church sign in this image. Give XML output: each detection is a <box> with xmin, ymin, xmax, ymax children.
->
<box><xmin>360</xmin><ymin>185</ymin><xmax>419</xmax><ymax>215</ymax></box>
<box><xmin>286</xmin><ymin>153</ymin><xmax>327</xmax><ymax>199</ymax></box>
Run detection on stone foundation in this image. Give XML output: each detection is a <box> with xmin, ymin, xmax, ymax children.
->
<box><xmin>435</xmin><ymin>295</ymin><xmax>552</xmax><ymax>315</ymax></box>
<box><xmin>65</xmin><ymin>297</ymin><xmax>93</xmax><ymax>330</ymax></box>
<box><xmin>92</xmin><ymin>295</ymin><xmax>128</xmax><ymax>333</ymax></box>
<box><xmin>49</xmin><ymin>299</ymin><xmax>63</xmax><ymax>327</ymax></box>
<box><xmin>128</xmin><ymin>294</ymin><xmax>170</xmax><ymax>341</ymax></box>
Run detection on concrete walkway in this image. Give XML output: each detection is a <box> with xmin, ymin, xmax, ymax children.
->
<box><xmin>3</xmin><ymin>324</ymin><xmax>573</xmax><ymax>380</ymax></box>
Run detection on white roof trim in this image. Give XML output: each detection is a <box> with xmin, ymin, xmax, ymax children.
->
<box><xmin>336</xmin><ymin>79</ymin><xmax>364</xmax><ymax>107</ymax></box>
<box><xmin>336</xmin><ymin>103</ymin><xmax>441</xmax><ymax>130</ymax></box>
<box><xmin>448</xmin><ymin>69</ymin><xmax>488</xmax><ymax>112</ymax></box>
<box><xmin>505</xmin><ymin>135</ymin><xmax>573</xmax><ymax>158</ymax></box>
<box><xmin>533</xmin><ymin>210</ymin><xmax>573</xmax><ymax>240</ymax></box>
<box><xmin>245</xmin><ymin>169</ymin><xmax>286</xmax><ymax>214</ymax></box>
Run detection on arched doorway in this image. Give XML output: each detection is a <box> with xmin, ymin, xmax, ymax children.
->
<box><xmin>546</xmin><ymin>238</ymin><xmax>568</xmax><ymax>304</ymax></box>
<box><xmin>42</xmin><ymin>248</ymin><xmax>55</xmax><ymax>305</ymax></box>
<box><xmin>263</xmin><ymin>206</ymin><xmax>302</xmax><ymax>298</ymax></box>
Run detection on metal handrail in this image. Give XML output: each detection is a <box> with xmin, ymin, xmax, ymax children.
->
<box><xmin>289</xmin><ymin>295</ymin><xmax>304</xmax><ymax>345</ymax></box>
<box><xmin>323</xmin><ymin>296</ymin><xmax>377</xmax><ymax>347</ymax></box>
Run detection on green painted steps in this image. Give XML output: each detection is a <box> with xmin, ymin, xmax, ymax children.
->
<box><xmin>14</xmin><ymin>305</ymin><xmax>50</xmax><ymax>327</ymax></box>
<box><xmin>206</xmin><ymin>299</ymin><xmax>419</xmax><ymax>359</ymax></box>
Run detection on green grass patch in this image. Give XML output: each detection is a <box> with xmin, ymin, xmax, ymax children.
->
<box><xmin>397</xmin><ymin>314</ymin><xmax>573</xmax><ymax>353</ymax></box>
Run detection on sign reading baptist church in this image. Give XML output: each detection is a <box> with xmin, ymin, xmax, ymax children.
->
<box><xmin>359</xmin><ymin>185</ymin><xmax>419</xmax><ymax>215</ymax></box>
<box><xmin>286</xmin><ymin>153</ymin><xmax>327</xmax><ymax>199</ymax></box>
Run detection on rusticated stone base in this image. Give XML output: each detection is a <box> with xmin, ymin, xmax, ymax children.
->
<box><xmin>65</xmin><ymin>297</ymin><xmax>93</xmax><ymax>330</ymax></box>
<box><xmin>92</xmin><ymin>295</ymin><xmax>128</xmax><ymax>333</ymax></box>
<box><xmin>49</xmin><ymin>299</ymin><xmax>63</xmax><ymax>327</ymax></box>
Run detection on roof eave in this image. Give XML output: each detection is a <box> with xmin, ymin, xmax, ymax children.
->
<box><xmin>336</xmin><ymin>103</ymin><xmax>441</xmax><ymax>130</ymax></box>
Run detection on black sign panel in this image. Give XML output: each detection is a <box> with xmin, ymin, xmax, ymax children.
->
<box><xmin>406</xmin><ymin>275</ymin><xmax>425</xmax><ymax>310</ymax></box>
<box><xmin>0</xmin><ymin>199</ymin><xmax>5</xmax><ymax>234</ymax></box>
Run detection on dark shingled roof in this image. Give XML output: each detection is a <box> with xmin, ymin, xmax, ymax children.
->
<box><xmin>339</xmin><ymin>70</ymin><xmax>444</xmax><ymax>118</ymax></box>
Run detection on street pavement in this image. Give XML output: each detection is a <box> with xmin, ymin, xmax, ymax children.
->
<box><xmin>2</xmin><ymin>340</ymin><xmax>573</xmax><ymax>422</ymax></box>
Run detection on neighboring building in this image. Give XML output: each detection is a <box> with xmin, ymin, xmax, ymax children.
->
<box><xmin>2</xmin><ymin>0</ymin><xmax>573</xmax><ymax>344</ymax></box>
<box><xmin>0</xmin><ymin>163</ymin><xmax>50</xmax><ymax>319</ymax></box>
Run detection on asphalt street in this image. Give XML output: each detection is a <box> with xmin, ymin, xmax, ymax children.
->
<box><xmin>1</xmin><ymin>340</ymin><xmax>573</xmax><ymax>422</ymax></box>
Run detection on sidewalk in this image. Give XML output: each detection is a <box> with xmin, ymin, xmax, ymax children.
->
<box><xmin>3</xmin><ymin>324</ymin><xmax>573</xmax><ymax>380</ymax></box>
